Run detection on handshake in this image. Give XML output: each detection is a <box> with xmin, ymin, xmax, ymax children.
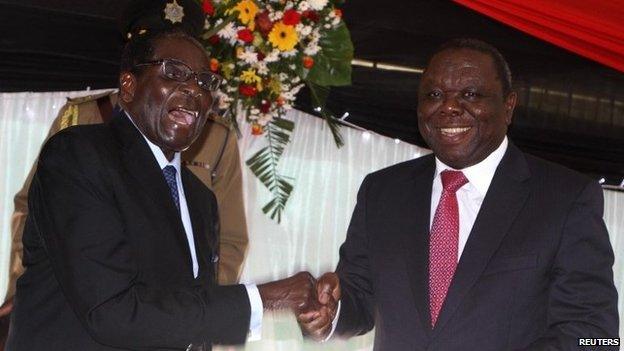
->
<box><xmin>257</xmin><ymin>272</ymin><xmax>341</xmax><ymax>341</ymax></box>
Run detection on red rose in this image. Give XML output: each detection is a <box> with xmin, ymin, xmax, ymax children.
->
<box><xmin>202</xmin><ymin>0</ymin><xmax>215</xmax><ymax>16</ymax></box>
<box><xmin>208</xmin><ymin>35</ymin><xmax>220</xmax><ymax>45</ymax></box>
<box><xmin>237</xmin><ymin>28</ymin><xmax>254</xmax><ymax>43</ymax></box>
<box><xmin>260</xmin><ymin>100</ymin><xmax>271</xmax><ymax>113</ymax></box>
<box><xmin>239</xmin><ymin>84</ymin><xmax>258</xmax><ymax>97</ymax></box>
<box><xmin>283</xmin><ymin>9</ymin><xmax>301</xmax><ymax>26</ymax></box>
<box><xmin>302</xmin><ymin>10</ymin><xmax>319</xmax><ymax>22</ymax></box>
<box><xmin>255</xmin><ymin>11</ymin><xmax>273</xmax><ymax>36</ymax></box>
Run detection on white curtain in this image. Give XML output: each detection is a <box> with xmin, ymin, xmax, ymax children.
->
<box><xmin>605</xmin><ymin>190</ymin><xmax>624</xmax><ymax>341</ymax></box>
<box><xmin>1</xmin><ymin>91</ymin><xmax>623</xmax><ymax>349</ymax></box>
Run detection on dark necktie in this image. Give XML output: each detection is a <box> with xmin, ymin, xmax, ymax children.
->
<box><xmin>429</xmin><ymin>170</ymin><xmax>468</xmax><ymax>328</ymax></box>
<box><xmin>163</xmin><ymin>165</ymin><xmax>180</xmax><ymax>210</ymax></box>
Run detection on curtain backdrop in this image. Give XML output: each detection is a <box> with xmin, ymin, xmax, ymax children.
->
<box><xmin>453</xmin><ymin>0</ymin><xmax>624</xmax><ymax>72</ymax></box>
<box><xmin>1</xmin><ymin>91</ymin><xmax>623</xmax><ymax>349</ymax></box>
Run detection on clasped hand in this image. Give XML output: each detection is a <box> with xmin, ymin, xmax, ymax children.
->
<box><xmin>258</xmin><ymin>272</ymin><xmax>340</xmax><ymax>341</ymax></box>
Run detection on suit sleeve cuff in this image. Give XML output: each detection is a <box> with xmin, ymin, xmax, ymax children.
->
<box><xmin>244</xmin><ymin>284</ymin><xmax>263</xmax><ymax>341</ymax></box>
<box><xmin>322</xmin><ymin>300</ymin><xmax>341</xmax><ymax>342</ymax></box>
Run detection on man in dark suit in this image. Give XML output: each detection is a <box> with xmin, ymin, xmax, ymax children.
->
<box><xmin>7</xmin><ymin>24</ymin><xmax>316</xmax><ymax>350</ymax></box>
<box><xmin>298</xmin><ymin>39</ymin><xmax>619</xmax><ymax>350</ymax></box>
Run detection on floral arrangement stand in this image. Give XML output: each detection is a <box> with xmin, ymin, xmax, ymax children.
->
<box><xmin>200</xmin><ymin>0</ymin><xmax>353</xmax><ymax>222</ymax></box>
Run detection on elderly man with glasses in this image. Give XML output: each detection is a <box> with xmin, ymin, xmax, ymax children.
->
<box><xmin>7</xmin><ymin>24</ymin><xmax>319</xmax><ymax>351</ymax></box>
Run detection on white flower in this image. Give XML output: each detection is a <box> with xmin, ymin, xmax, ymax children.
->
<box><xmin>269</xmin><ymin>11</ymin><xmax>283</xmax><ymax>21</ymax></box>
<box><xmin>282</xmin><ymin>90</ymin><xmax>296</xmax><ymax>100</ymax></box>
<box><xmin>254</xmin><ymin>61</ymin><xmax>269</xmax><ymax>75</ymax></box>
<box><xmin>310</xmin><ymin>28</ymin><xmax>321</xmax><ymax>40</ymax></box>
<box><xmin>297</xmin><ymin>1</ymin><xmax>310</xmax><ymax>12</ymax></box>
<box><xmin>308</xmin><ymin>0</ymin><xmax>328</xmax><ymax>11</ymax></box>
<box><xmin>239</xmin><ymin>48</ymin><xmax>259</xmax><ymax>65</ymax></box>
<box><xmin>218</xmin><ymin>22</ymin><xmax>238</xmax><ymax>45</ymax></box>
<box><xmin>296</xmin><ymin>24</ymin><xmax>313</xmax><ymax>37</ymax></box>
<box><xmin>264</xmin><ymin>50</ymin><xmax>281</xmax><ymax>63</ymax></box>
<box><xmin>216</xmin><ymin>91</ymin><xmax>233</xmax><ymax>110</ymax></box>
<box><xmin>281</xmin><ymin>49</ymin><xmax>298</xmax><ymax>58</ymax></box>
<box><xmin>304</xmin><ymin>42</ymin><xmax>320</xmax><ymax>56</ymax></box>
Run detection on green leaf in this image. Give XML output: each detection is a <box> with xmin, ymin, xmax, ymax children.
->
<box><xmin>307</xmin><ymin>22</ymin><xmax>354</xmax><ymax>87</ymax></box>
<box><xmin>307</xmin><ymin>81</ymin><xmax>344</xmax><ymax>147</ymax></box>
<box><xmin>245</xmin><ymin>119</ymin><xmax>295</xmax><ymax>223</ymax></box>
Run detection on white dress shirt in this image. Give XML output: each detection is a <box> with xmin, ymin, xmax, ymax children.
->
<box><xmin>124</xmin><ymin>112</ymin><xmax>263</xmax><ymax>339</ymax></box>
<box><xmin>431</xmin><ymin>137</ymin><xmax>508</xmax><ymax>260</ymax></box>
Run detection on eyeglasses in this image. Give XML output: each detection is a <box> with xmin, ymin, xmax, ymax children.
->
<box><xmin>134</xmin><ymin>58</ymin><xmax>222</xmax><ymax>92</ymax></box>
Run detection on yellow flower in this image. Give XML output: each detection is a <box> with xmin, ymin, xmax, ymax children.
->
<box><xmin>240</xmin><ymin>69</ymin><xmax>263</xmax><ymax>91</ymax></box>
<box><xmin>268</xmin><ymin>21</ymin><xmax>298</xmax><ymax>51</ymax></box>
<box><xmin>267</xmin><ymin>76</ymin><xmax>282</xmax><ymax>96</ymax></box>
<box><xmin>233</xmin><ymin>0</ymin><xmax>258</xmax><ymax>30</ymax></box>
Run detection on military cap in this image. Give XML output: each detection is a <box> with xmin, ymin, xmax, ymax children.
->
<box><xmin>118</xmin><ymin>0</ymin><xmax>205</xmax><ymax>41</ymax></box>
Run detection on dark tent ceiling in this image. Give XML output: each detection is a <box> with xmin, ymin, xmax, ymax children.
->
<box><xmin>1</xmin><ymin>0</ymin><xmax>623</xmax><ymax>186</ymax></box>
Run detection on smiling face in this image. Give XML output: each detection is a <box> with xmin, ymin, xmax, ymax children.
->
<box><xmin>119</xmin><ymin>35</ymin><xmax>214</xmax><ymax>160</ymax></box>
<box><xmin>417</xmin><ymin>48</ymin><xmax>517</xmax><ymax>169</ymax></box>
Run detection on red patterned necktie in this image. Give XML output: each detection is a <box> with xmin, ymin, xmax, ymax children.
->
<box><xmin>429</xmin><ymin>170</ymin><xmax>468</xmax><ymax>328</ymax></box>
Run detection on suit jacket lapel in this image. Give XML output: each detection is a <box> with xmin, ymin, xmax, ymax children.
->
<box><xmin>109</xmin><ymin>109</ymin><xmax>194</xmax><ymax>273</ymax></box>
<box><xmin>432</xmin><ymin>143</ymin><xmax>531</xmax><ymax>336</ymax></box>
<box><xmin>404</xmin><ymin>155</ymin><xmax>435</xmax><ymax>336</ymax></box>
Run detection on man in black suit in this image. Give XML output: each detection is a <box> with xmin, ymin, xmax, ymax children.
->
<box><xmin>7</xmin><ymin>26</ymin><xmax>316</xmax><ymax>350</ymax></box>
<box><xmin>298</xmin><ymin>39</ymin><xmax>619</xmax><ymax>350</ymax></box>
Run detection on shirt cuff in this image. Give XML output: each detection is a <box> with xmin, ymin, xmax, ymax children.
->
<box><xmin>322</xmin><ymin>300</ymin><xmax>341</xmax><ymax>342</ymax></box>
<box><xmin>244</xmin><ymin>284</ymin><xmax>263</xmax><ymax>341</ymax></box>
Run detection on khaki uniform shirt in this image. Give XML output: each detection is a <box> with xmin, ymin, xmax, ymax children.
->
<box><xmin>6</xmin><ymin>91</ymin><xmax>248</xmax><ymax>300</ymax></box>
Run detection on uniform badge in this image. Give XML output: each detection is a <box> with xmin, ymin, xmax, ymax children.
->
<box><xmin>164</xmin><ymin>0</ymin><xmax>185</xmax><ymax>24</ymax></box>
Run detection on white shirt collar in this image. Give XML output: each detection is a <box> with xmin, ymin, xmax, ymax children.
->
<box><xmin>434</xmin><ymin>136</ymin><xmax>508</xmax><ymax>196</ymax></box>
<box><xmin>123</xmin><ymin>110</ymin><xmax>181</xmax><ymax>172</ymax></box>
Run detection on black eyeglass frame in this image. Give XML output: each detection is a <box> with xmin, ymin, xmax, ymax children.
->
<box><xmin>133</xmin><ymin>58</ymin><xmax>223</xmax><ymax>92</ymax></box>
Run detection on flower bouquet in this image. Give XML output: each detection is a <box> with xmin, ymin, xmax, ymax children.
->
<box><xmin>200</xmin><ymin>0</ymin><xmax>353</xmax><ymax>222</ymax></box>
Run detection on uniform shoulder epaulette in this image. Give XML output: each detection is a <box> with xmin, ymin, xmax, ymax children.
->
<box><xmin>66</xmin><ymin>90</ymin><xmax>117</xmax><ymax>106</ymax></box>
<box><xmin>59</xmin><ymin>90</ymin><xmax>118</xmax><ymax>130</ymax></box>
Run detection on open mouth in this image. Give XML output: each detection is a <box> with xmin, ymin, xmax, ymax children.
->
<box><xmin>438</xmin><ymin>126</ymin><xmax>471</xmax><ymax>137</ymax></box>
<box><xmin>168</xmin><ymin>107</ymin><xmax>198</xmax><ymax>126</ymax></box>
